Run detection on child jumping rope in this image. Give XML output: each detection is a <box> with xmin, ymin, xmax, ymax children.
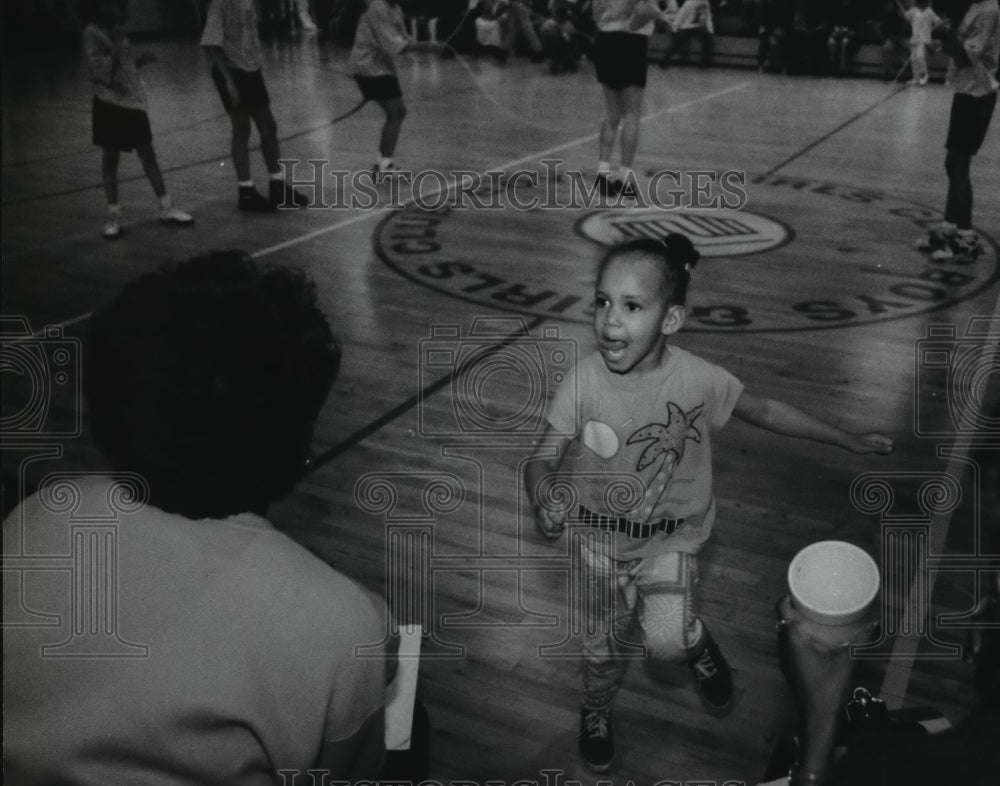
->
<box><xmin>349</xmin><ymin>0</ymin><xmax>441</xmax><ymax>177</ymax></box>
<box><xmin>524</xmin><ymin>235</ymin><xmax>893</xmax><ymax>774</ymax></box>
<box><xmin>80</xmin><ymin>0</ymin><xmax>194</xmax><ymax>239</ymax></box>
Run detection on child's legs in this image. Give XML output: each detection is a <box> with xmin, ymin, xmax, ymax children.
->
<box><xmin>248</xmin><ymin>106</ymin><xmax>281</xmax><ymax>174</ymax></box>
<box><xmin>599</xmin><ymin>86</ymin><xmax>624</xmax><ymax>163</ymax></box>
<box><xmin>228</xmin><ymin>108</ymin><xmax>254</xmax><ymax>181</ymax></box>
<box><xmin>944</xmin><ymin>149</ymin><xmax>973</xmax><ymax>229</ymax></box>
<box><xmin>618</xmin><ymin>86</ymin><xmax>644</xmax><ymax>169</ymax></box>
<box><xmin>135</xmin><ymin>143</ymin><xmax>167</xmax><ymax>198</ymax></box>
<box><xmin>579</xmin><ymin>534</ymin><xmax>638</xmax><ymax>710</ymax></box>
<box><xmin>101</xmin><ymin>147</ymin><xmax>121</xmax><ymax>205</ymax></box>
<box><xmin>634</xmin><ymin>551</ymin><xmax>704</xmax><ymax>667</ymax></box>
<box><xmin>911</xmin><ymin>42</ymin><xmax>927</xmax><ymax>79</ymax></box>
<box><xmin>377</xmin><ymin>97</ymin><xmax>407</xmax><ymax>159</ymax></box>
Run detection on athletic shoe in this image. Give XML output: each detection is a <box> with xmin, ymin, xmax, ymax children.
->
<box><xmin>596</xmin><ymin>172</ymin><xmax>622</xmax><ymax>198</ymax></box>
<box><xmin>269</xmin><ymin>180</ymin><xmax>309</xmax><ymax>208</ymax></box>
<box><xmin>159</xmin><ymin>206</ymin><xmax>194</xmax><ymax>226</ymax></box>
<box><xmin>689</xmin><ymin>629</ymin><xmax>733</xmax><ymax>717</ymax></box>
<box><xmin>931</xmin><ymin>231</ymin><xmax>982</xmax><ymax>262</ymax></box>
<box><xmin>102</xmin><ymin>216</ymin><xmax>122</xmax><ymax>240</ymax></box>
<box><xmin>918</xmin><ymin>75</ymin><xmax>928</xmax><ymax>86</ymax></box>
<box><xmin>239</xmin><ymin>187</ymin><xmax>277</xmax><ymax>213</ymax></box>
<box><xmin>914</xmin><ymin>222</ymin><xmax>957</xmax><ymax>252</ymax></box>
<box><xmin>579</xmin><ymin>708</ymin><xmax>615</xmax><ymax>774</ymax></box>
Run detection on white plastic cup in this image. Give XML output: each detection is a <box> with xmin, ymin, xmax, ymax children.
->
<box><xmin>788</xmin><ymin>540</ymin><xmax>880</xmax><ymax>646</ymax></box>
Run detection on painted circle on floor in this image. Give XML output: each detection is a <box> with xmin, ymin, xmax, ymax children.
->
<box><xmin>375</xmin><ymin>173</ymin><xmax>1000</xmax><ymax>332</ymax></box>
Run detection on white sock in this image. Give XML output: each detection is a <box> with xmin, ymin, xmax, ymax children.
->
<box><xmin>238</xmin><ymin>180</ymin><xmax>254</xmax><ymax>189</ymax></box>
<box><xmin>268</xmin><ymin>172</ymin><xmax>283</xmax><ymax>182</ymax></box>
<box><xmin>597</xmin><ymin>160</ymin><xmax>611</xmax><ymax>175</ymax></box>
<box><xmin>158</xmin><ymin>194</ymin><xmax>173</xmax><ymax>210</ymax></box>
<box><xmin>107</xmin><ymin>203</ymin><xmax>121</xmax><ymax>217</ymax></box>
<box><xmin>378</xmin><ymin>157</ymin><xmax>393</xmax><ymax>170</ymax></box>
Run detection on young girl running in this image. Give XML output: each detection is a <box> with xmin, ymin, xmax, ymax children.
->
<box><xmin>80</xmin><ymin>0</ymin><xmax>193</xmax><ymax>239</ymax></box>
<box><xmin>524</xmin><ymin>234</ymin><xmax>893</xmax><ymax>774</ymax></box>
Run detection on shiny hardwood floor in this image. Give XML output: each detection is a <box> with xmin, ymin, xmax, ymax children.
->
<box><xmin>3</xmin><ymin>29</ymin><xmax>999</xmax><ymax>785</ymax></box>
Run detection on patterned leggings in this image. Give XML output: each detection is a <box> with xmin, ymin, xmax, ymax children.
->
<box><xmin>579</xmin><ymin>534</ymin><xmax>704</xmax><ymax>711</ymax></box>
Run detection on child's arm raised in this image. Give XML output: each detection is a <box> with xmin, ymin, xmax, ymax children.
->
<box><xmin>733</xmin><ymin>392</ymin><xmax>894</xmax><ymax>455</ymax></box>
<box><xmin>524</xmin><ymin>426</ymin><xmax>573</xmax><ymax>540</ymax></box>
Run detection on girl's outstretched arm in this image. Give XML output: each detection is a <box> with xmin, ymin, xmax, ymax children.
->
<box><xmin>733</xmin><ymin>391</ymin><xmax>894</xmax><ymax>455</ymax></box>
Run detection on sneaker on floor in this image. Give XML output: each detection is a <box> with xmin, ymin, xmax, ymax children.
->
<box><xmin>918</xmin><ymin>75</ymin><xmax>929</xmax><ymax>86</ymax></box>
<box><xmin>931</xmin><ymin>231</ymin><xmax>982</xmax><ymax>262</ymax></box>
<box><xmin>596</xmin><ymin>172</ymin><xmax>622</xmax><ymax>198</ymax></box>
<box><xmin>269</xmin><ymin>180</ymin><xmax>309</xmax><ymax>208</ymax></box>
<box><xmin>914</xmin><ymin>221</ymin><xmax>957</xmax><ymax>252</ymax></box>
<box><xmin>689</xmin><ymin>630</ymin><xmax>733</xmax><ymax>717</ymax></box>
<box><xmin>159</xmin><ymin>206</ymin><xmax>194</xmax><ymax>225</ymax></box>
<box><xmin>102</xmin><ymin>216</ymin><xmax>122</xmax><ymax>240</ymax></box>
<box><xmin>239</xmin><ymin>187</ymin><xmax>277</xmax><ymax>213</ymax></box>
<box><xmin>579</xmin><ymin>708</ymin><xmax>615</xmax><ymax>774</ymax></box>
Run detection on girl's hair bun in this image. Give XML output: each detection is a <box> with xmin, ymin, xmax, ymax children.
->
<box><xmin>663</xmin><ymin>233</ymin><xmax>700</xmax><ymax>270</ymax></box>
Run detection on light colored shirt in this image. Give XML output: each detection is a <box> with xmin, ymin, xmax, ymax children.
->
<box><xmin>947</xmin><ymin>0</ymin><xmax>1000</xmax><ymax>96</ymax></box>
<box><xmin>350</xmin><ymin>0</ymin><xmax>410</xmax><ymax>78</ymax></box>
<box><xmin>592</xmin><ymin>0</ymin><xmax>656</xmax><ymax>36</ymax></box>
<box><xmin>3</xmin><ymin>476</ymin><xmax>387</xmax><ymax>784</ymax></box>
<box><xmin>905</xmin><ymin>6</ymin><xmax>942</xmax><ymax>46</ymax></box>
<box><xmin>83</xmin><ymin>23</ymin><xmax>147</xmax><ymax>110</ymax></box>
<box><xmin>547</xmin><ymin>347</ymin><xmax>744</xmax><ymax>559</ymax></box>
<box><xmin>674</xmin><ymin>0</ymin><xmax>714</xmax><ymax>34</ymax></box>
<box><xmin>200</xmin><ymin>0</ymin><xmax>264</xmax><ymax>73</ymax></box>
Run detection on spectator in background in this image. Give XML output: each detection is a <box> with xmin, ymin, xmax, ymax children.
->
<box><xmin>757</xmin><ymin>0</ymin><xmax>795</xmax><ymax>72</ymax></box>
<box><xmin>827</xmin><ymin>0</ymin><xmax>865</xmax><ymax>76</ymax></box>
<box><xmin>541</xmin><ymin>2</ymin><xmax>584</xmax><ymax>71</ymax></box>
<box><xmin>904</xmin><ymin>0</ymin><xmax>944</xmax><ymax>85</ymax></box>
<box><xmin>660</xmin><ymin>0</ymin><xmax>714</xmax><ymax>67</ymax></box>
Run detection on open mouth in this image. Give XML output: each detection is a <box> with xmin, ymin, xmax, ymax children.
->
<box><xmin>599</xmin><ymin>339</ymin><xmax>627</xmax><ymax>361</ymax></box>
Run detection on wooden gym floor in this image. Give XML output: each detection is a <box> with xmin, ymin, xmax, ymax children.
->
<box><xmin>3</xmin><ymin>32</ymin><xmax>1000</xmax><ymax>784</ymax></box>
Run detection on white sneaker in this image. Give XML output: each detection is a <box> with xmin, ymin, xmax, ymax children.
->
<box><xmin>931</xmin><ymin>231</ymin><xmax>982</xmax><ymax>262</ymax></box>
<box><xmin>914</xmin><ymin>221</ymin><xmax>957</xmax><ymax>252</ymax></box>
<box><xmin>159</xmin><ymin>206</ymin><xmax>194</xmax><ymax>225</ymax></box>
<box><xmin>103</xmin><ymin>215</ymin><xmax>122</xmax><ymax>240</ymax></box>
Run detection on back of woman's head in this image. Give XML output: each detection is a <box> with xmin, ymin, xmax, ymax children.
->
<box><xmin>86</xmin><ymin>251</ymin><xmax>340</xmax><ymax>519</ymax></box>
<box><xmin>597</xmin><ymin>233</ymin><xmax>700</xmax><ymax>306</ymax></box>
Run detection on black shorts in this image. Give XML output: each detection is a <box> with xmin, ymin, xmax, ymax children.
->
<box><xmin>211</xmin><ymin>66</ymin><xmax>270</xmax><ymax>112</ymax></box>
<box><xmin>946</xmin><ymin>91</ymin><xmax>998</xmax><ymax>155</ymax></box>
<box><xmin>92</xmin><ymin>97</ymin><xmax>152</xmax><ymax>151</ymax></box>
<box><xmin>594</xmin><ymin>31</ymin><xmax>648</xmax><ymax>90</ymax></box>
<box><xmin>354</xmin><ymin>75</ymin><xmax>403</xmax><ymax>101</ymax></box>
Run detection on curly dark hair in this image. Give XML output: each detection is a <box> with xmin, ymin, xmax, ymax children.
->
<box><xmin>86</xmin><ymin>251</ymin><xmax>340</xmax><ymax>519</ymax></box>
<box><xmin>597</xmin><ymin>234</ymin><xmax>701</xmax><ymax>307</ymax></box>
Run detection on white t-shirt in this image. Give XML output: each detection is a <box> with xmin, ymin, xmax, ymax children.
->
<box><xmin>3</xmin><ymin>475</ymin><xmax>387</xmax><ymax>784</ymax></box>
<box><xmin>200</xmin><ymin>0</ymin><xmax>264</xmax><ymax>72</ymax></box>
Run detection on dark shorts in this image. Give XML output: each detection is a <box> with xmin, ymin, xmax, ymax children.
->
<box><xmin>354</xmin><ymin>75</ymin><xmax>403</xmax><ymax>101</ymax></box>
<box><xmin>594</xmin><ymin>31</ymin><xmax>648</xmax><ymax>90</ymax></box>
<box><xmin>211</xmin><ymin>66</ymin><xmax>270</xmax><ymax>112</ymax></box>
<box><xmin>946</xmin><ymin>91</ymin><xmax>998</xmax><ymax>155</ymax></box>
<box><xmin>92</xmin><ymin>97</ymin><xmax>153</xmax><ymax>151</ymax></box>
